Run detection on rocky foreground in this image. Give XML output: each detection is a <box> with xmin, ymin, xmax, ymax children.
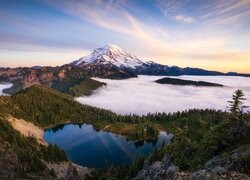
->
<box><xmin>133</xmin><ymin>146</ymin><xmax>250</xmax><ymax>180</ymax></box>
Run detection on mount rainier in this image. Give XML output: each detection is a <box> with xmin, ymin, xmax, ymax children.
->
<box><xmin>70</xmin><ymin>44</ymin><xmax>250</xmax><ymax>77</ymax></box>
<box><xmin>70</xmin><ymin>44</ymin><xmax>146</xmax><ymax>69</ymax></box>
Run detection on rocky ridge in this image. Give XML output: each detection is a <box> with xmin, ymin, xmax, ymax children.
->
<box><xmin>133</xmin><ymin>145</ymin><xmax>250</xmax><ymax>180</ymax></box>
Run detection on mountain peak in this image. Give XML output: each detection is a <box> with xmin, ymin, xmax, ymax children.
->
<box><xmin>70</xmin><ymin>44</ymin><xmax>145</xmax><ymax>69</ymax></box>
<box><xmin>103</xmin><ymin>44</ymin><xmax>121</xmax><ymax>51</ymax></box>
<box><xmin>94</xmin><ymin>44</ymin><xmax>125</xmax><ymax>56</ymax></box>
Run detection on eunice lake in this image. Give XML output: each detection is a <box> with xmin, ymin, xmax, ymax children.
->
<box><xmin>44</xmin><ymin>123</ymin><xmax>173</xmax><ymax>168</ymax></box>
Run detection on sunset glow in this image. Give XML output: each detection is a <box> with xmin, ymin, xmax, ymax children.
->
<box><xmin>0</xmin><ymin>0</ymin><xmax>249</xmax><ymax>73</ymax></box>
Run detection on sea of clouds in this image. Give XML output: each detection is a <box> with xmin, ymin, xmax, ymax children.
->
<box><xmin>0</xmin><ymin>83</ymin><xmax>12</xmax><ymax>96</ymax></box>
<box><xmin>76</xmin><ymin>75</ymin><xmax>250</xmax><ymax>115</ymax></box>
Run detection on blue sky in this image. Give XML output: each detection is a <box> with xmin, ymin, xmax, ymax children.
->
<box><xmin>0</xmin><ymin>0</ymin><xmax>249</xmax><ymax>73</ymax></box>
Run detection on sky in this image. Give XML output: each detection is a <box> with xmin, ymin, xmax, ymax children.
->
<box><xmin>0</xmin><ymin>0</ymin><xmax>249</xmax><ymax>73</ymax></box>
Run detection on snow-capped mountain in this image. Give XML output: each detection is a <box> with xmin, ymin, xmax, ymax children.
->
<box><xmin>70</xmin><ymin>44</ymin><xmax>250</xmax><ymax>78</ymax></box>
<box><xmin>70</xmin><ymin>44</ymin><xmax>146</xmax><ymax>69</ymax></box>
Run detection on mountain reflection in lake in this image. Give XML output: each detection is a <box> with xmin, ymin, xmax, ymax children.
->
<box><xmin>44</xmin><ymin>123</ymin><xmax>173</xmax><ymax>168</ymax></box>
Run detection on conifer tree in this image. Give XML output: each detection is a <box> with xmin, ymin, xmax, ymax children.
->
<box><xmin>227</xmin><ymin>89</ymin><xmax>248</xmax><ymax>142</ymax></box>
<box><xmin>228</xmin><ymin>89</ymin><xmax>248</xmax><ymax>120</ymax></box>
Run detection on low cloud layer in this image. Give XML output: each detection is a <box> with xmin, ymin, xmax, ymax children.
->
<box><xmin>0</xmin><ymin>83</ymin><xmax>12</xmax><ymax>96</ymax></box>
<box><xmin>76</xmin><ymin>76</ymin><xmax>250</xmax><ymax>115</ymax></box>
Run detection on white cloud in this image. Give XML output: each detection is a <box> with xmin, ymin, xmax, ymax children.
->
<box><xmin>0</xmin><ymin>83</ymin><xmax>13</xmax><ymax>96</ymax></box>
<box><xmin>174</xmin><ymin>15</ymin><xmax>194</xmax><ymax>23</ymax></box>
<box><xmin>76</xmin><ymin>76</ymin><xmax>250</xmax><ymax>115</ymax></box>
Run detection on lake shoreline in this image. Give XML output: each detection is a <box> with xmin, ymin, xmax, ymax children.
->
<box><xmin>44</xmin><ymin>123</ymin><xmax>172</xmax><ymax>168</ymax></box>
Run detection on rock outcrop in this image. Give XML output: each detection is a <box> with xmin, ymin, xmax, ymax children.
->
<box><xmin>0</xmin><ymin>65</ymin><xmax>133</xmax><ymax>95</ymax></box>
<box><xmin>133</xmin><ymin>147</ymin><xmax>250</xmax><ymax>180</ymax></box>
<box><xmin>205</xmin><ymin>145</ymin><xmax>250</xmax><ymax>174</ymax></box>
<box><xmin>47</xmin><ymin>162</ymin><xmax>91</xmax><ymax>180</ymax></box>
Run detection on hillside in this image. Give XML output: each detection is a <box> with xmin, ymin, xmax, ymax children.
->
<box><xmin>0</xmin><ymin>85</ymin><xmax>165</xmax><ymax>178</ymax></box>
<box><xmin>0</xmin><ymin>85</ymin><xmax>160</xmax><ymax>140</ymax></box>
<box><xmin>0</xmin><ymin>66</ymin><xmax>106</xmax><ymax>96</ymax></box>
<box><xmin>0</xmin><ymin>116</ymin><xmax>68</xmax><ymax>178</ymax></box>
<box><xmin>0</xmin><ymin>85</ymin><xmax>249</xmax><ymax>179</ymax></box>
<box><xmin>88</xmin><ymin>104</ymin><xmax>250</xmax><ymax>179</ymax></box>
<box><xmin>6</xmin><ymin>85</ymin><xmax>114</xmax><ymax>128</ymax></box>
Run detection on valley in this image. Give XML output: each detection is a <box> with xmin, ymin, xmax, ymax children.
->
<box><xmin>0</xmin><ymin>44</ymin><xmax>249</xmax><ymax>179</ymax></box>
<box><xmin>1</xmin><ymin>0</ymin><xmax>250</xmax><ymax>179</ymax></box>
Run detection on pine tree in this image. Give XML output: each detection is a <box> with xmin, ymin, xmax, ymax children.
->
<box><xmin>227</xmin><ymin>89</ymin><xmax>248</xmax><ymax>142</ymax></box>
<box><xmin>228</xmin><ymin>89</ymin><xmax>248</xmax><ymax>120</ymax></box>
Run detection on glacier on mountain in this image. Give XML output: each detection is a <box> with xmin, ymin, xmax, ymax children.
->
<box><xmin>71</xmin><ymin>44</ymin><xmax>147</xmax><ymax>69</ymax></box>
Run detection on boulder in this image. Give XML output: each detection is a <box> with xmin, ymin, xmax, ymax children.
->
<box><xmin>162</xmin><ymin>153</ymin><xmax>171</xmax><ymax>169</ymax></box>
<box><xmin>148</xmin><ymin>161</ymin><xmax>164</xmax><ymax>176</ymax></box>
<box><xmin>135</xmin><ymin>169</ymin><xmax>148</xmax><ymax>179</ymax></box>
<box><xmin>166</xmin><ymin>165</ymin><xmax>179</xmax><ymax>177</ymax></box>
<box><xmin>143</xmin><ymin>159</ymin><xmax>149</xmax><ymax>170</ymax></box>
<box><xmin>209</xmin><ymin>166</ymin><xmax>228</xmax><ymax>175</ymax></box>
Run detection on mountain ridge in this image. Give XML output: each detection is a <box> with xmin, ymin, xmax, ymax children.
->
<box><xmin>1</xmin><ymin>44</ymin><xmax>250</xmax><ymax>95</ymax></box>
<box><xmin>70</xmin><ymin>44</ymin><xmax>250</xmax><ymax>77</ymax></box>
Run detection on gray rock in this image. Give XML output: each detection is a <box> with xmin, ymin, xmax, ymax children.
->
<box><xmin>152</xmin><ymin>172</ymin><xmax>165</xmax><ymax>180</ymax></box>
<box><xmin>166</xmin><ymin>165</ymin><xmax>179</xmax><ymax>176</ymax></box>
<box><xmin>205</xmin><ymin>145</ymin><xmax>250</xmax><ymax>174</ymax></box>
<box><xmin>65</xmin><ymin>163</ymin><xmax>80</xmax><ymax>180</ymax></box>
<box><xmin>143</xmin><ymin>159</ymin><xmax>149</xmax><ymax>170</ymax></box>
<box><xmin>133</xmin><ymin>145</ymin><xmax>250</xmax><ymax>180</ymax></box>
<box><xmin>209</xmin><ymin>166</ymin><xmax>228</xmax><ymax>175</ymax></box>
<box><xmin>162</xmin><ymin>154</ymin><xmax>171</xmax><ymax>169</ymax></box>
<box><xmin>191</xmin><ymin>170</ymin><xmax>206</xmax><ymax>180</ymax></box>
<box><xmin>232</xmin><ymin>152</ymin><xmax>239</xmax><ymax>159</ymax></box>
<box><xmin>134</xmin><ymin>169</ymin><xmax>148</xmax><ymax>179</ymax></box>
<box><xmin>147</xmin><ymin>161</ymin><xmax>167</xmax><ymax>179</ymax></box>
<box><xmin>148</xmin><ymin>161</ymin><xmax>164</xmax><ymax>175</ymax></box>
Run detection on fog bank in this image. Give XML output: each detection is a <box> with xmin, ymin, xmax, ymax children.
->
<box><xmin>0</xmin><ymin>83</ymin><xmax>12</xmax><ymax>96</ymax></box>
<box><xmin>76</xmin><ymin>76</ymin><xmax>250</xmax><ymax>115</ymax></box>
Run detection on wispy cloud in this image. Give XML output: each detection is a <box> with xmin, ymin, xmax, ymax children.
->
<box><xmin>173</xmin><ymin>14</ymin><xmax>194</xmax><ymax>23</ymax></box>
<box><xmin>156</xmin><ymin>0</ymin><xmax>250</xmax><ymax>25</ymax></box>
<box><xmin>156</xmin><ymin>0</ymin><xmax>189</xmax><ymax>16</ymax></box>
<box><xmin>43</xmin><ymin>0</ymin><xmax>250</xmax><ymax>73</ymax></box>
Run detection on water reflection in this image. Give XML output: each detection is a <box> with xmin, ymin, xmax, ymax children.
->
<box><xmin>44</xmin><ymin>123</ymin><xmax>173</xmax><ymax>168</ymax></box>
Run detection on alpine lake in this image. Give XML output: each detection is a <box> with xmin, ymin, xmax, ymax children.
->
<box><xmin>44</xmin><ymin>123</ymin><xmax>173</xmax><ymax>168</ymax></box>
